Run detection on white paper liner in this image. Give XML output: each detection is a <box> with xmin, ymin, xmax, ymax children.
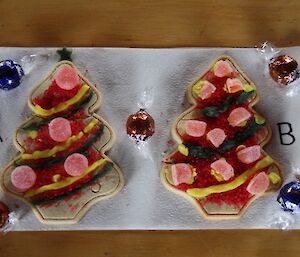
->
<box><xmin>0</xmin><ymin>47</ymin><xmax>300</xmax><ymax>230</ymax></box>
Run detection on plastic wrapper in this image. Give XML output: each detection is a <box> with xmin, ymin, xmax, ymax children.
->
<box><xmin>1</xmin><ymin>46</ymin><xmax>300</xmax><ymax>230</ymax></box>
<box><xmin>256</xmin><ymin>42</ymin><xmax>300</xmax><ymax>229</ymax></box>
<box><xmin>257</xmin><ymin>41</ymin><xmax>300</xmax><ymax>97</ymax></box>
<box><xmin>268</xmin><ymin>212</ymin><xmax>295</xmax><ymax>230</ymax></box>
<box><xmin>126</xmin><ymin>87</ymin><xmax>156</xmax><ymax>161</ymax></box>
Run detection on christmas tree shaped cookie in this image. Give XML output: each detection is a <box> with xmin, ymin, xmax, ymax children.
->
<box><xmin>1</xmin><ymin>61</ymin><xmax>124</xmax><ymax>224</ymax></box>
<box><xmin>161</xmin><ymin>56</ymin><xmax>282</xmax><ymax>219</ymax></box>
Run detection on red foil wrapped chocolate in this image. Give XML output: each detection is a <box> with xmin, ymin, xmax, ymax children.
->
<box><xmin>126</xmin><ymin>110</ymin><xmax>155</xmax><ymax>141</ymax></box>
<box><xmin>269</xmin><ymin>55</ymin><xmax>298</xmax><ymax>85</ymax></box>
<box><xmin>0</xmin><ymin>201</ymin><xmax>9</xmax><ymax>228</ymax></box>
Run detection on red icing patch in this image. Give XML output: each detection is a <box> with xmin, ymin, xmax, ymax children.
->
<box><xmin>55</xmin><ymin>65</ymin><xmax>79</xmax><ymax>90</ymax></box>
<box><xmin>67</xmin><ymin>203</ymin><xmax>80</xmax><ymax>213</ymax></box>
<box><xmin>70</xmin><ymin>109</ymin><xmax>88</xmax><ymax>120</ymax></box>
<box><xmin>48</xmin><ymin>118</ymin><xmax>72</xmax><ymax>142</ymax></box>
<box><xmin>32</xmin><ymin>80</ymin><xmax>82</xmax><ymax>109</ymax></box>
<box><xmin>26</xmin><ymin>126</ymin><xmax>100</xmax><ymax>165</ymax></box>
<box><xmin>196</xmin><ymin>72</ymin><xmax>229</xmax><ymax>109</ymax></box>
<box><xmin>203</xmin><ymin>182</ymin><xmax>252</xmax><ymax>208</ymax></box>
<box><xmin>30</xmin><ymin>147</ymin><xmax>103</xmax><ymax>201</ymax></box>
<box><xmin>63</xmin><ymin>191</ymin><xmax>82</xmax><ymax>202</ymax></box>
<box><xmin>31</xmin><ymin>147</ymin><xmax>101</xmax><ymax>190</ymax></box>
<box><xmin>24</xmin><ymin>119</ymin><xmax>86</xmax><ymax>153</ymax></box>
<box><xmin>39</xmin><ymin>201</ymin><xmax>60</xmax><ymax>209</ymax></box>
<box><xmin>32</xmin><ymin>172</ymin><xmax>95</xmax><ymax>202</ymax></box>
<box><xmin>64</xmin><ymin>153</ymin><xmax>89</xmax><ymax>176</ymax></box>
<box><xmin>11</xmin><ymin>166</ymin><xmax>37</xmax><ymax>192</ymax></box>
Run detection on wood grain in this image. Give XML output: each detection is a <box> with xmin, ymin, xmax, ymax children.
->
<box><xmin>1</xmin><ymin>1</ymin><xmax>300</xmax><ymax>257</ymax></box>
<box><xmin>0</xmin><ymin>230</ymin><xmax>299</xmax><ymax>257</ymax></box>
<box><xmin>1</xmin><ymin>0</ymin><xmax>300</xmax><ymax>47</ymax></box>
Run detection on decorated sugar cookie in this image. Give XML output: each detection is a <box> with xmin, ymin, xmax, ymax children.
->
<box><xmin>161</xmin><ymin>56</ymin><xmax>283</xmax><ymax>219</ymax></box>
<box><xmin>0</xmin><ymin>61</ymin><xmax>124</xmax><ymax>224</ymax></box>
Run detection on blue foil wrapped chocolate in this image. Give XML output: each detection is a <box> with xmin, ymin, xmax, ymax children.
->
<box><xmin>277</xmin><ymin>181</ymin><xmax>300</xmax><ymax>212</ymax></box>
<box><xmin>0</xmin><ymin>60</ymin><xmax>24</xmax><ymax>90</ymax></box>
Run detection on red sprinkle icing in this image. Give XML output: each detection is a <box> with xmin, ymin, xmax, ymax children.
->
<box><xmin>30</xmin><ymin>147</ymin><xmax>103</xmax><ymax>201</ymax></box>
<box><xmin>33</xmin><ymin>80</ymin><xmax>82</xmax><ymax>109</ymax></box>
<box><xmin>24</xmin><ymin>119</ymin><xmax>86</xmax><ymax>153</ymax></box>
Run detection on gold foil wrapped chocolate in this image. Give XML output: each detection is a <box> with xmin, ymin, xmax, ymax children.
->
<box><xmin>269</xmin><ymin>55</ymin><xmax>298</xmax><ymax>85</ymax></box>
<box><xmin>126</xmin><ymin>109</ymin><xmax>155</xmax><ymax>141</ymax></box>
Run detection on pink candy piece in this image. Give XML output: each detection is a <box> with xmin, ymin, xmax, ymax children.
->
<box><xmin>228</xmin><ymin>107</ymin><xmax>251</xmax><ymax>127</ymax></box>
<box><xmin>64</xmin><ymin>153</ymin><xmax>89</xmax><ymax>177</ymax></box>
<box><xmin>11</xmin><ymin>165</ymin><xmax>37</xmax><ymax>192</ymax></box>
<box><xmin>185</xmin><ymin>120</ymin><xmax>207</xmax><ymax>137</ymax></box>
<box><xmin>171</xmin><ymin>163</ymin><xmax>193</xmax><ymax>186</ymax></box>
<box><xmin>213</xmin><ymin>60</ymin><xmax>233</xmax><ymax>78</ymax></box>
<box><xmin>199</xmin><ymin>81</ymin><xmax>216</xmax><ymax>100</ymax></box>
<box><xmin>237</xmin><ymin>145</ymin><xmax>261</xmax><ymax>164</ymax></box>
<box><xmin>246</xmin><ymin>172</ymin><xmax>270</xmax><ymax>195</ymax></box>
<box><xmin>226</xmin><ymin>78</ymin><xmax>243</xmax><ymax>93</ymax></box>
<box><xmin>55</xmin><ymin>65</ymin><xmax>79</xmax><ymax>90</ymax></box>
<box><xmin>48</xmin><ymin>117</ymin><xmax>72</xmax><ymax>142</ymax></box>
<box><xmin>211</xmin><ymin>159</ymin><xmax>234</xmax><ymax>181</ymax></box>
<box><xmin>207</xmin><ymin>128</ymin><xmax>226</xmax><ymax>147</ymax></box>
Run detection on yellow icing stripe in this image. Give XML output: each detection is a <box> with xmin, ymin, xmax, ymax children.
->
<box><xmin>32</xmin><ymin>84</ymin><xmax>90</xmax><ymax>117</ymax></box>
<box><xmin>178</xmin><ymin>144</ymin><xmax>189</xmax><ymax>156</ymax></box>
<box><xmin>192</xmin><ymin>80</ymin><xmax>207</xmax><ymax>97</ymax></box>
<box><xmin>186</xmin><ymin>156</ymin><xmax>274</xmax><ymax>199</ymax></box>
<box><xmin>21</xmin><ymin>118</ymin><xmax>99</xmax><ymax>160</ymax></box>
<box><xmin>210</xmin><ymin>169</ymin><xmax>223</xmax><ymax>182</ymax></box>
<box><xmin>28</xmin><ymin>130</ymin><xmax>38</xmax><ymax>139</ymax></box>
<box><xmin>22</xmin><ymin>132</ymin><xmax>83</xmax><ymax>160</ymax></box>
<box><xmin>243</xmin><ymin>84</ymin><xmax>256</xmax><ymax>92</ymax></box>
<box><xmin>52</xmin><ymin>174</ymin><xmax>61</xmax><ymax>183</ymax></box>
<box><xmin>268</xmin><ymin>172</ymin><xmax>281</xmax><ymax>184</ymax></box>
<box><xmin>254</xmin><ymin>114</ymin><xmax>266</xmax><ymax>125</ymax></box>
<box><xmin>25</xmin><ymin>158</ymin><xmax>107</xmax><ymax>197</ymax></box>
<box><xmin>83</xmin><ymin>118</ymin><xmax>99</xmax><ymax>133</ymax></box>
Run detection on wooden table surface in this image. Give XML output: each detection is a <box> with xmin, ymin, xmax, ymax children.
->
<box><xmin>1</xmin><ymin>1</ymin><xmax>300</xmax><ymax>256</ymax></box>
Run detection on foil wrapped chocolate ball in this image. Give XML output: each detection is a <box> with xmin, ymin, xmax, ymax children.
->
<box><xmin>0</xmin><ymin>60</ymin><xmax>24</xmax><ymax>90</ymax></box>
<box><xmin>126</xmin><ymin>109</ymin><xmax>155</xmax><ymax>141</ymax></box>
<box><xmin>269</xmin><ymin>55</ymin><xmax>298</xmax><ymax>85</ymax></box>
<box><xmin>0</xmin><ymin>201</ymin><xmax>9</xmax><ymax>228</ymax></box>
<box><xmin>277</xmin><ymin>181</ymin><xmax>300</xmax><ymax>212</ymax></box>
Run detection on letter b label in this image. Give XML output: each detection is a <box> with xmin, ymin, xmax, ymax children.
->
<box><xmin>277</xmin><ymin>122</ymin><xmax>296</xmax><ymax>145</ymax></box>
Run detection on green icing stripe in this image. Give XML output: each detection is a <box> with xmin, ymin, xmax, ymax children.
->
<box><xmin>236</xmin><ymin>91</ymin><xmax>255</xmax><ymax>105</ymax></box>
<box><xmin>183</xmin><ymin>120</ymin><xmax>265</xmax><ymax>159</ymax></box>
<box><xmin>202</xmin><ymin>96</ymin><xmax>234</xmax><ymax>118</ymax></box>
<box><xmin>21</xmin><ymin>91</ymin><xmax>94</xmax><ymax>131</ymax></box>
<box><xmin>14</xmin><ymin>124</ymin><xmax>104</xmax><ymax>169</ymax></box>
<box><xmin>202</xmin><ymin>90</ymin><xmax>255</xmax><ymax>118</ymax></box>
<box><xmin>31</xmin><ymin>162</ymin><xmax>113</xmax><ymax>205</ymax></box>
